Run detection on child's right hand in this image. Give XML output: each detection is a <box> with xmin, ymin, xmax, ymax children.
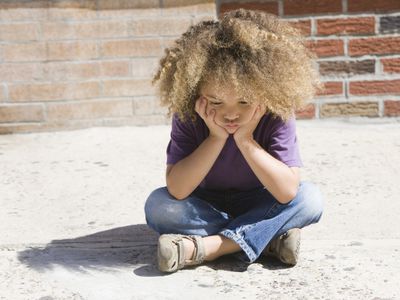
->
<box><xmin>195</xmin><ymin>96</ymin><xmax>229</xmax><ymax>140</ymax></box>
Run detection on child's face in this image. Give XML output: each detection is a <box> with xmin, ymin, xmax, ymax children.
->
<box><xmin>199</xmin><ymin>82</ymin><xmax>260</xmax><ymax>134</ymax></box>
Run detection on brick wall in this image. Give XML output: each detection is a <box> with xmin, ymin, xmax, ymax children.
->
<box><xmin>1</xmin><ymin>1</ymin><xmax>400</xmax><ymax>134</ymax></box>
<box><xmin>0</xmin><ymin>0</ymin><xmax>216</xmax><ymax>134</ymax></box>
<box><xmin>219</xmin><ymin>0</ymin><xmax>400</xmax><ymax>120</ymax></box>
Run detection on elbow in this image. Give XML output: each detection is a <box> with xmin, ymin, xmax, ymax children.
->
<box><xmin>276</xmin><ymin>186</ymin><xmax>299</xmax><ymax>205</ymax></box>
<box><xmin>276</xmin><ymin>195</ymin><xmax>294</xmax><ymax>205</ymax></box>
<box><xmin>166</xmin><ymin>171</ymin><xmax>193</xmax><ymax>200</ymax></box>
<box><xmin>166</xmin><ymin>183</ymin><xmax>188</xmax><ymax>201</ymax></box>
<box><xmin>277</xmin><ymin>177</ymin><xmax>300</xmax><ymax>204</ymax></box>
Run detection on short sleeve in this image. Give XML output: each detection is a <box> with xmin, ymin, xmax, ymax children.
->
<box><xmin>166</xmin><ymin>113</ymin><xmax>198</xmax><ymax>165</ymax></box>
<box><xmin>267</xmin><ymin>116</ymin><xmax>303</xmax><ymax>167</ymax></box>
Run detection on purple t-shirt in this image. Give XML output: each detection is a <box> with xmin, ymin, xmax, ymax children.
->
<box><xmin>166</xmin><ymin>112</ymin><xmax>303</xmax><ymax>191</ymax></box>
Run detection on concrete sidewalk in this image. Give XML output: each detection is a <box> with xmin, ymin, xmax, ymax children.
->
<box><xmin>1</xmin><ymin>119</ymin><xmax>400</xmax><ymax>300</ymax></box>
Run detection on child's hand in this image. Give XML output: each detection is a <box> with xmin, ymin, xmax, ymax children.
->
<box><xmin>233</xmin><ymin>104</ymin><xmax>266</xmax><ymax>144</ymax></box>
<box><xmin>195</xmin><ymin>96</ymin><xmax>229</xmax><ymax>140</ymax></box>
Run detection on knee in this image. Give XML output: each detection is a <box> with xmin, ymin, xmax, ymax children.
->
<box><xmin>144</xmin><ymin>187</ymin><xmax>189</xmax><ymax>232</ymax></box>
<box><xmin>295</xmin><ymin>181</ymin><xmax>324</xmax><ymax>223</ymax></box>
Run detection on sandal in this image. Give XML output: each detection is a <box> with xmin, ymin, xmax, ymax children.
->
<box><xmin>157</xmin><ymin>234</ymin><xmax>205</xmax><ymax>273</ymax></box>
<box><xmin>263</xmin><ymin>228</ymin><xmax>301</xmax><ymax>266</ymax></box>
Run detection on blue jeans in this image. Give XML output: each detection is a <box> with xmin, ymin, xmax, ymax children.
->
<box><xmin>144</xmin><ymin>181</ymin><xmax>324</xmax><ymax>263</ymax></box>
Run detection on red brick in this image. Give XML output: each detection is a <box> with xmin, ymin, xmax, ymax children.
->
<box><xmin>0</xmin><ymin>63</ymin><xmax>41</xmax><ymax>82</ymax></box>
<box><xmin>102</xmin><ymin>79</ymin><xmax>154</xmax><ymax>97</ymax></box>
<box><xmin>46</xmin><ymin>99</ymin><xmax>133</xmax><ymax>121</ymax></box>
<box><xmin>0</xmin><ymin>1</ymin><xmax>47</xmax><ymax>21</ymax></box>
<box><xmin>132</xmin><ymin>96</ymin><xmax>167</xmax><ymax>115</ymax></box>
<box><xmin>288</xmin><ymin>19</ymin><xmax>312</xmax><ymax>36</ymax></box>
<box><xmin>317</xmin><ymin>17</ymin><xmax>375</xmax><ymax>36</ymax></box>
<box><xmin>47</xmin><ymin>0</ymin><xmax>97</xmax><ymax>20</ymax></box>
<box><xmin>0</xmin><ymin>86</ymin><xmax>5</xmax><ymax>101</ymax></box>
<box><xmin>100</xmin><ymin>61</ymin><xmax>131</xmax><ymax>77</ymax></box>
<box><xmin>40</xmin><ymin>62</ymin><xmax>100</xmax><ymax>81</ymax></box>
<box><xmin>319</xmin><ymin>60</ymin><xmax>375</xmax><ymax>76</ymax></box>
<box><xmin>381</xmin><ymin>58</ymin><xmax>400</xmax><ymax>73</ymax></box>
<box><xmin>162</xmin><ymin>38</ymin><xmax>180</xmax><ymax>49</ymax></box>
<box><xmin>320</xmin><ymin>102</ymin><xmax>379</xmax><ymax>117</ymax></box>
<box><xmin>0</xmin><ymin>114</ymin><xmax>170</xmax><ymax>134</ymax></box>
<box><xmin>219</xmin><ymin>2</ymin><xmax>279</xmax><ymax>17</ymax></box>
<box><xmin>0</xmin><ymin>123</ymin><xmax>43</xmax><ymax>134</ymax></box>
<box><xmin>284</xmin><ymin>0</ymin><xmax>342</xmax><ymax>16</ymax></box>
<box><xmin>2</xmin><ymin>43</ymin><xmax>47</xmax><ymax>62</ymax></box>
<box><xmin>129</xmin><ymin>18</ymin><xmax>191</xmax><ymax>37</ymax></box>
<box><xmin>101</xmin><ymin>39</ymin><xmax>163</xmax><ymax>58</ymax></box>
<box><xmin>0</xmin><ymin>104</ymin><xmax>44</xmax><ymax>123</ymax></box>
<box><xmin>98</xmin><ymin>0</ymin><xmax>159</xmax><ymax>9</ymax></box>
<box><xmin>349</xmin><ymin>37</ymin><xmax>400</xmax><ymax>57</ymax></box>
<box><xmin>0</xmin><ymin>61</ymin><xmax>130</xmax><ymax>83</ymax></box>
<box><xmin>48</xmin><ymin>41</ymin><xmax>99</xmax><ymax>61</ymax></box>
<box><xmin>9</xmin><ymin>82</ymin><xmax>101</xmax><ymax>102</ymax></box>
<box><xmin>295</xmin><ymin>103</ymin><xmax>315</xmax><ymax>119</ymax></box>
<box><xmin>133</xmin><ymin>97</ymin><xmax>158</xmax><ymax>115</ymax></box>
<box><xmin>348</xmin><ymin>0</ymin><xmax>400</xmax><ymax>13</ymax></box>
<box><xmin>317</xmin><ymin>82</ymin><xmax>343</xmax><ymax>96</ymax></box>
<box><xmin>350</xmin><ymin>79</ymin><xmax>400</xmax><ymax>95</ymax></box>
<box><xmin>48</xmin><ymin>0</ymin><xmax>96</xmax><ymax>9</ymax></box>
<box><xmin>163</xmin><ymin>0</ymin><xmax>213</xmax><ymax>6</ymax></box>
<box><xmin>162</xmin><ymin>1</ymin><xmax>215</xmax><ymax>16</ymax></box>
<box><xmin>131</xmin><ymin>58</ymin><xmax>159</xmax><ymax>78</ymax></box>
<box><xmin>97</xmin><ymin>0</ymin><xmax>160</xmax><ymax>19</ymax></box>
<box><xmin>384</xmin><ymin>100</ymin><xmax>400</xmax><ymax>116</ymax></box>
<box><xmin>306</xmin><ymin>39</ymin><xmax>345</xmax><ymax>58</ymax></box>
<box><xmin>42</xmin><ymin>21</ymin><xmax>129</xmax><ymax>40</ymax></box>
<box><xmin>48</xmin><ymin>9</ymin><xmax>97</xmax><ymax>21</ymax></box>
<box><xmin>0</xmin><ymin>23</ymin><xmax>40</xmax><ymax>41</ymax></box>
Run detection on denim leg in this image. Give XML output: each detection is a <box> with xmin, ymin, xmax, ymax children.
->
<box><xmin>219</xmin><ymin>181</ymin><xmax>324</xmax><ymax>263</ymax></box>
<box><xmin>144</xmin><ymin>187</ymin><xmax>231</xmax><ymax>236</ymax></box>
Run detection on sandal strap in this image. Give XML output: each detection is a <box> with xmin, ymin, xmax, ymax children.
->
<box><xmin>184</xmin><ymin>235</ymin><xmax>205</xmax><ymax>266</ymax></box>
<box><xmin>159</xmin><ymin>234</ymin><xmax>205</xmax><ymax>271</ymax></box>
<box><xmin>176</xmin><ymin>236</ymin><xmax>186</xmax><ymax>269</ymax></box>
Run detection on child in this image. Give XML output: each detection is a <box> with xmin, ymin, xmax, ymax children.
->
<box><xmin>144</xmin><ymin>8</ymin><xmax>324</xmax><ymax>273</ymax></box>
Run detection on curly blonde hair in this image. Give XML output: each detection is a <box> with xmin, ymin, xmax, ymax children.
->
<box><xmin>152</xmin><ymin>9</ymin><xmax>324</xmax><ymax>122</ymax></box>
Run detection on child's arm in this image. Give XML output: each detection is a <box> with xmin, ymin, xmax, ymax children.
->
<box><xmin>236</xmin><ymin>138</ymin><xmax>300</xmax><ymax>204</ymax></box>
<box><xmin>166</xmin><ymin>97</ymin><xmax>229</xmax><ymax>200</ymax></box>
<box><xmin>234</xmin><ymin>106</ymin><xmax>301</xmax><ymax>204</ymax></box>
<box><xmin>166</xmin><ymin>135</ymin><xmax>226</xmax><ymax>200</ymax></box>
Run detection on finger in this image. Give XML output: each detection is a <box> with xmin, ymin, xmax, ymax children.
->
<box><xmin>204</xmin><ymin>100</ymin><xmax>211</xmax><ymax>118</ymax></box>
<box><xmin>196</xmin><ymin>97</ymin><xmax>206</xmax><ymax>118</ymax></box>
<box><xmin>195</xmin><ymin>98</ymin><xmax>200</xmax><ymax>114</ymax></box>
<box><xmin>251</xmin><ymin>106</ymin><xmax>262</xmax><ymax>123</ymax></box>
<box><xmin>251</xmin><ymin>105</ymin><xmax>260</xmax><ymax>120</ymax></box>
<box><xmin>262</xmin><ymin>104</ymin><xmax>267</xmax><ymax>114</ymax></box>
<box><xmin>195</xmin><ymin>97</ymin><xmax>203</xmax><ymax>115</ymax></box>
<box><xmin>205</xmin><ymin>107</ymin><xmax>212</xmax><ymax>119</ymax></box>
<box><xmin>206</xmin><ymin>109</ymin><xmax>215</xmax><ymax>121</ymax></box>
<box><xmin>256</xmin><ymin>105</ymin><xmax>265</xmax><ymax>118</ymax></box>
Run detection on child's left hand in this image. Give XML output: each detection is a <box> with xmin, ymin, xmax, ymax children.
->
<box><xmin>233</xmin><ymin>104</ymin><xmax>266</xmax><ymax>144</ymax></box>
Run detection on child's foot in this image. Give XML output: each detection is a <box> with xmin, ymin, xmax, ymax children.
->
<box><xmin>262</xmin><ymin>228</ymin><xmax>301</xmax><ymax>266</ymax></box>
<box><xmin>157</xmin><ymin>234</ymin><xmax>205</xmax><ymax>273</ymax></box>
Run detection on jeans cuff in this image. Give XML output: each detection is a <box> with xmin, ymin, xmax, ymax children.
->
<box><xmin>219</xmin><ymin>229</ymin><xmax>257</xmax><ymax>263</ymax></box>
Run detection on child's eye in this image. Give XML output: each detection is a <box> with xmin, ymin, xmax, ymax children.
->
<box><xmin>210</xmin><ymin>102</ymin><xmax>221</xmax><ymax>106</ymax></box>
<box><xmin>239</xmin><ymin>101</ymin><xmax>249</xmax><ymax>105</ymax></box>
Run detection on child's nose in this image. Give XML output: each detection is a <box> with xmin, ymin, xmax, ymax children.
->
<box><xmin>224</xmin><ymin>111</ymin><xmax>239</xmax><ymax>121</ymax></box>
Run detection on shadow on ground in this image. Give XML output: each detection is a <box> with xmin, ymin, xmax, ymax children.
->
<box><xmin>17</xmin><ymin>224</ymin><xmax>159</xmax><ymax>273</ymax></box>
<box><xmin>17</xmin><ymin>224</ymin><xmax>292</xmax><ymax>276</ymax></box>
